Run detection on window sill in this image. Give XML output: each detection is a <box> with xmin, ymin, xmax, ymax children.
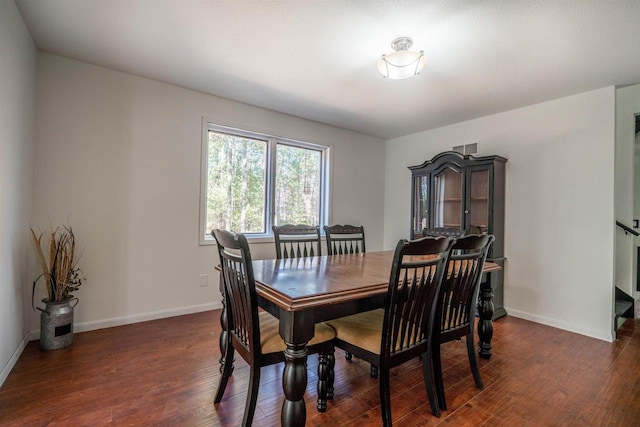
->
<box><xmin>200</xmin><ymin>235</ymin><xmax>326</xmax><ymax>246</ymax></box>
<box><xmin>200</xmin><ymin>235</ymin><xmax>276</xmax><ymax>246</ymax></box>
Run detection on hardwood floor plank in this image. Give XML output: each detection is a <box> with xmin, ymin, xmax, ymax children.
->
<box><xmin>1</xmin><ymin>311</ymin><xmax>640</xmax><ymax>426</ymax></box>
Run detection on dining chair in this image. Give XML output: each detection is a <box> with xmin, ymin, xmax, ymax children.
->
<box><xmin>326</xmin><ymin>236</ymin><xmax>455</xmax><ymax>424</ymax></box>
<box><xmin>323</xmin><ymin>224</ymin><xmax>376</xmax><ymax>375</ymax></box>
<box><xmin>212</xmin><ymin>229</ymin><xmax>336</xmax><ymax>425</ymax></box>
<box><xmin>324</xmin><ymin>224</ymin><xmax>366</xmax><ymax>255</ymax></box>
<box><xmin>272</xmin><ymin>224</ymin><xmax>321</xmax><ymax>259</ymax></box>
<box><xmin>422</xmin><ymin>227</ymin><xmax>467</xmax><ymax>238</ymax></box>
<box><xmin>432</xmin><ymin>234</ymin><xmax>494</xmax><ymax>412</ymax></box>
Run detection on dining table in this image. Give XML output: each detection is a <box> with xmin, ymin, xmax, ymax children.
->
<box><xmin>217</xmin><ymin>250</ymin><xmax>501</xmax><ymax>427</ymax></box>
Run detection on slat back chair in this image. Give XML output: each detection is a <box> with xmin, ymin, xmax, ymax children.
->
<box><xmin>324</xmin><ymin>224</ymin><xmax>366</xmax><ymax>255</ymax></box>
<box><xmin>423</xmin><ymin>227</ymin><xmax>467</xmax><ymax>258</ymax></box>
<box><xmin>326</xmin><ymin>236</ymin><xmax>455</xmax><ymax>424</ymax></box>
<box><xmin>324</xmin><ymin>224</ymin><xmax>369</xmax><ymax>372</ymax></box>
<box><xmin>272</xmin><ymin>224</ymin><xmax>321</xmax><ymax>259</ymax></box>
<box><xmin>433</xmin><ymin>234</ymin><xmax>495</xmax><ymax>411</ymax></box>
<box><xmin>212</xmin><ymin>229</ymin><xmax>336</xmax><ymax>425</ymax></box>
<box><xmin>422</xmin><ymin>227</ymin><xmax>467</xmax><ymax>239</ymax></box>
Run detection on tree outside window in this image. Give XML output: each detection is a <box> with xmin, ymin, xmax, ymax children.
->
<box><xmin>275</xmin><ymin>143</ymin><xmax>321</xmax><ymax>226</ymax></box>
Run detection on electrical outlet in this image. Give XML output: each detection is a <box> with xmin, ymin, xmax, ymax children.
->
<box><xmin>199</xmin><ymin>274</ymin><xmax>208</xmax><ymax>287</ymax></box>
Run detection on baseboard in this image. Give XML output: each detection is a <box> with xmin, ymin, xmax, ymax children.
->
<box><xmin>505</xmin><ymin>307</ymin><xmax>614</xmax><ymax>342</ymax></box>
<box><xmin>27</xmin><ymin>301</ymin><xmax>223</xmax><ymax>342</ymax></box>
<box><xmin>493</xmin><ymin>306</ymin><xmax>508</xmax><ymax>320</ymax></box>
<box><xmin>0</xmin><ymin>332</ymin><xmax>29</xmax><ymax>387</ymax></box>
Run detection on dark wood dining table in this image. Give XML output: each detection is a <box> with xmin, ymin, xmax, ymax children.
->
<box><xmin>217</xmin><ymin>250</ymin><xmax>501</xmax><ymax>427</ymax></box>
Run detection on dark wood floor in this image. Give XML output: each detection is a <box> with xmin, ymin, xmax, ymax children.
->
<box><xmin>1</xmin><ymin>310</ymin><xmax>639</xmax><ymax>426</ymax></box>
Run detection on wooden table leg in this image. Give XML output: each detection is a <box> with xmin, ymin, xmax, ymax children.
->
<box><xmin>282</xmin><ymin>342</ymin><xmax>308</xmax><ymax>427</ymax></box>
<box><xmin>477</xmin><ymin>275</ymin><xmax>494</xmax><ymax>359</ymax></box>
<box><xmin>278</xmin><ymin>311</ymin><xmax>315</xmax><ymax>427</ymax></box>
<box><xmin>317</xmin><ymin>346</ymin><xmax>334</xmax><ymax>412</ymax></box>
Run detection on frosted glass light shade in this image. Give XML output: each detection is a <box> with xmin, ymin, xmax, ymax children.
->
<box><xmin>377</xmin><ymin>50</ymin><xmax>426</xmax><ymax>79</ymax></box>
<box><xmin>377</xmin><ymin>37</ymin><xmax>426</xmax><ymax>80</ymax></box>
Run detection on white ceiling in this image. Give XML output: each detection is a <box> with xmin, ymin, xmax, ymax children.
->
<box><xmin>15</xmin><ymin>0</ymin><xmax>640</xmax><ymax>139</ymax></box>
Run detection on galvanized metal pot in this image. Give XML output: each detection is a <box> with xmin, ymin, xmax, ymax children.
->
<box><xmin>39</xmin><ymin>298</ymin><xmax>77</xmax><ymax>350</ymax></box>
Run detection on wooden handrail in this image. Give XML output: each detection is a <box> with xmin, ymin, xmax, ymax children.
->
<box><xmin>616</xmin><ymin>221</ymin><xmax>639</xmax><ymax>236</ymax></box>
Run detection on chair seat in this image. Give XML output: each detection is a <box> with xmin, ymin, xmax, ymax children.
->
<box><xmin>326</xmin><ymin>309</ymin><xmax>426</xmax><ymax>356</ymax></box>
<box><xmin>259</xmin><ymin>311</ymin><xmax>336</xmax><ymax>354</ymax></box>
<box><xmin>325</xmin><ymin>309</ymin><xmax>384</xmax><ymax>355</ymax></box>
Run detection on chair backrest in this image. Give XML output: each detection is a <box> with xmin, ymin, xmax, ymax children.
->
<box><xmin>381</xmin><ymin>236</ymin><xmax>455</xmax><ymax>360</ymax></box>
<box><xmin>272</xmin><ymin>224</ymin><xmax>321</xmax><ymax>259</ymax></box>
<box><xmin>324</xmin><ymin>224</ymin><xmax>366</xmax><ymax>255</ymax></box>
<box><xmin>438</xmin><ymin>234</ymin><xmax>495</xmax><ymax>336</ymax></box>
<box><xmin>422</xmin><ymin>227</ymin><xmax>467</xmax><ymax>239</ymax></box>
<box><xmin>213</xmin><ymin>229</ymin><xmax>261</xmax><ymax>360</ymax></box>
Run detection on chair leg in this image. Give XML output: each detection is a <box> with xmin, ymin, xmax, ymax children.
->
<box><xmin>317</xmin><ymin>349</ymin><xmax>332</xmax><ymax>412</ymax></box>
<box><xmin>432</xmin><ymin>342</ymin><xmax>446</xmax><ymax>411</ymax></box>
<box><xmin>241</xmin><ymin>364</ymin><xmax>261</xmax><ymax>427</ymax></box>
<box><xmin>214</xmin><ymin>342</ymin><xmax>234</xmax><ymax>403</ymax></box>
<box><xmin>370</xmin><ymin>365</ymin><xmax>379</xmax><ymax>378</ymax></box>
<box><xmin>327</xmin><ymin>348</ymin><xmax>335</xmax><ymax>399</ymax></box>
<box><xmin>421</xmin><ymin>348</ymin><xmax>441</xmax><ymax>418</ymax></box>
<box><xmin>466</xmin><ymin>333</ymin><xmax>484</xmax><ymax>389</ymax></box>
<box><xmin>379</xmin><ymin>367</ymin><xmax>393</xmax><ymax>427</ymax></box>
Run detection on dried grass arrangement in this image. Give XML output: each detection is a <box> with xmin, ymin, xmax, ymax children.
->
<box><xmin>30</xmin><ymin>225</ymin><xmax>85</xmax><ymax>309</ymax></box>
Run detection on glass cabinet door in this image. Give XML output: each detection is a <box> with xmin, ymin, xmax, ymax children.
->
<box><xmin>468</xmin><ymin>169</ymin><xmax>489</xmax><ymax>234</ymax></box>
<box><xmin>412</xmin><ymin>175</ymin><xmax>429</xmax><ymax>237</ymax></box>
<box><xmin>433</xmin><ymin>167</ymin><xmax>463</xmax><ymax>229</ymax></box>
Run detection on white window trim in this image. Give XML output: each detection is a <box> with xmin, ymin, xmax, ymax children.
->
<box><xmin>199</xmin><ymin>119</ymin><xmax>330</xmax><ymax>245</ymax></box>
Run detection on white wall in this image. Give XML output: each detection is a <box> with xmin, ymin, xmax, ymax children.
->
<box><xmin>29</xmin><ymin>52</ymin><xmax>386</xmax><ymax>333</ymax></box>
<box><xmin>0</xmin><ymin>0</ymin><xmax>36</xmax><ymax>384</ymax></box>
<box><xmin>615</xmin><ymin>84</ymin><xmax>640</xmax><ymax>299</ymax></box>
<box><xmin>635</xmin><ymin>132</ymin><xmax>640</xmax><ymax>299</ymax></box>
<box><xmin>384</xmin><ymin>87</ymin><xmax>616</xmax><ymax>342</ymax></box>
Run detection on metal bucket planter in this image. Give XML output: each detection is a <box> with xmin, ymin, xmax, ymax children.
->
<box><xmin>39</xmin><ymin>298</ymin><xmax>77</xmax><ymax>350</ymax></box>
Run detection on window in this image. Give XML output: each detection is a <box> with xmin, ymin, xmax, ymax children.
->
<box><xmin>200</xmin><ymin>122</ymin><xmax>329</xmax><ymax>243</ymax></box>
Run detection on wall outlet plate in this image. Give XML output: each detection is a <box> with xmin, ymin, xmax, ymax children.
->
<box><xmin>199</xmin><ymin>274</ymin><xmax>208</xmax><ymax>287</ymax></box>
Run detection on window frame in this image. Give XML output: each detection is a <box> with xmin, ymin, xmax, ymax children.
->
<box><xmin>199</xmin><ymin>120</ymin><xmax>330</xmax><ymax>245</ymax></box>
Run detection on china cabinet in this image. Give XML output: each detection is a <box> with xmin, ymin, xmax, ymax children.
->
<box><xmin>409</xmin><ymin>151</ymin><xmax>507</xmax><ymax>358</ymax></box>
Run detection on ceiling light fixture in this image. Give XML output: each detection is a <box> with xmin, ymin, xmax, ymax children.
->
<box><xmin>377</xmin><ymin>37</ymin><xmax>425</xmax><ymax>80</ymax></box>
